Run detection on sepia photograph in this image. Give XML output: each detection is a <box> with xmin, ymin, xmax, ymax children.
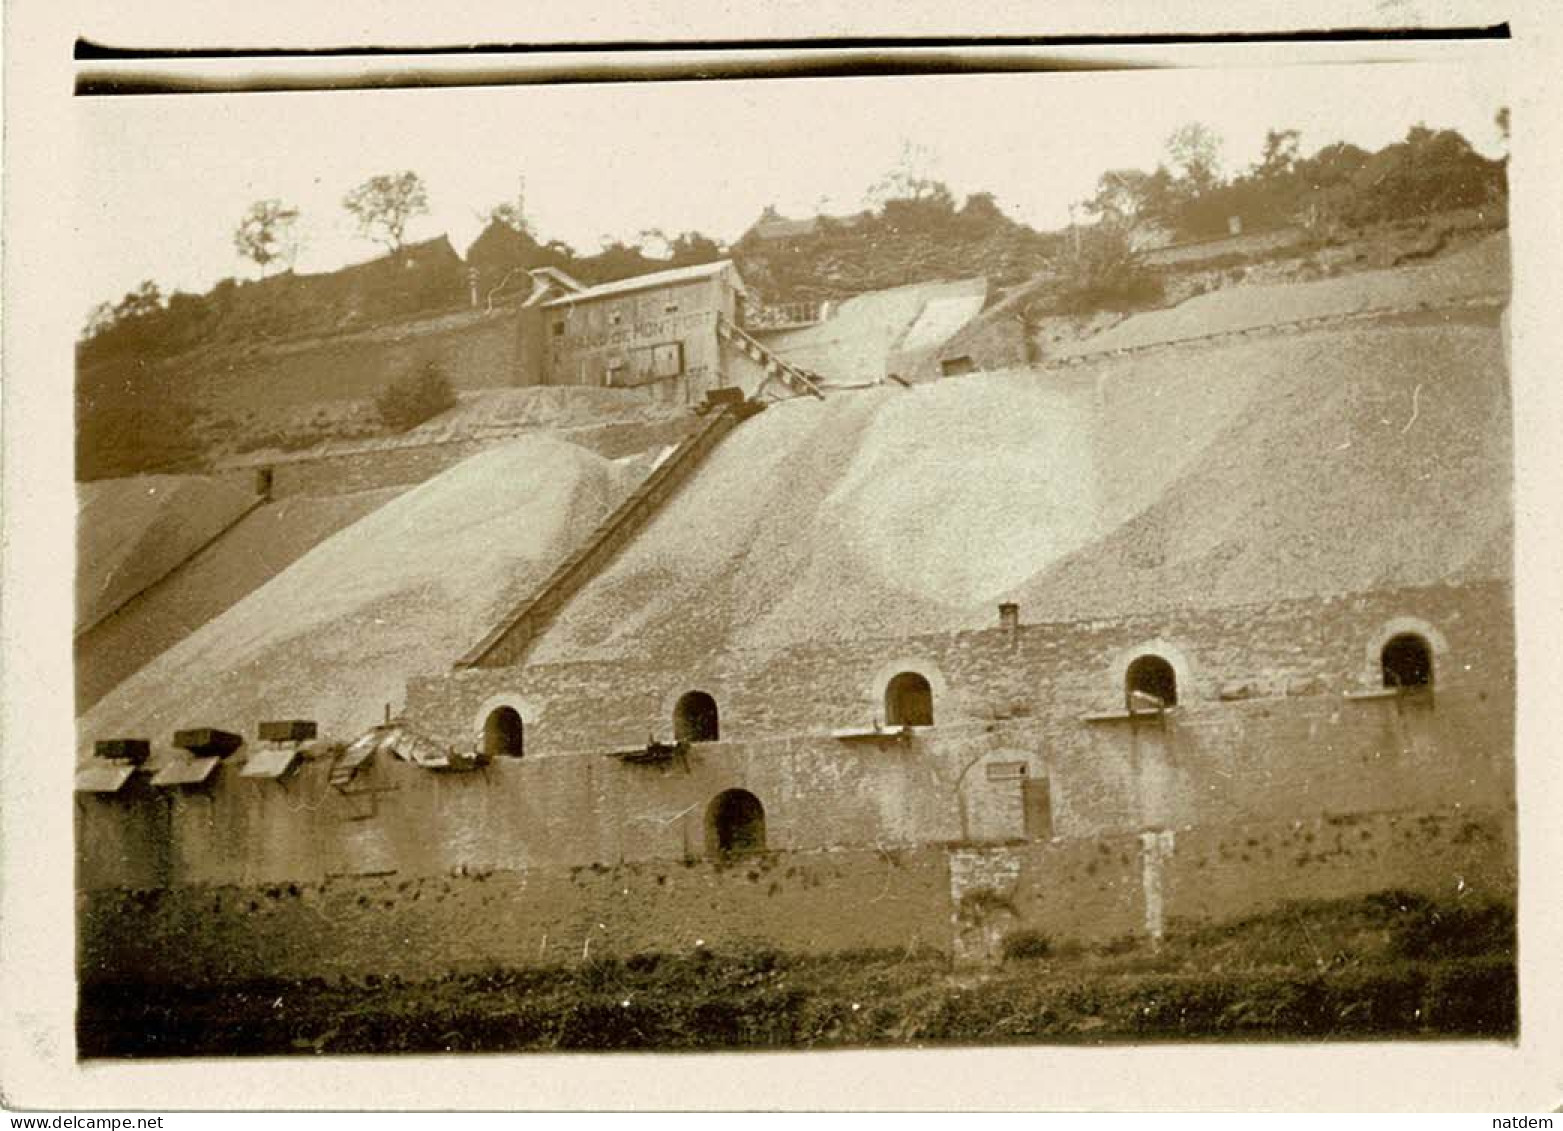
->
<box><xmin>5</xmin><ymin>2</ymin><xmax>1561</xmax><ymax>1113</ymax></box>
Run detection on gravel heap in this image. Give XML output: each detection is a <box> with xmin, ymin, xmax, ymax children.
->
<box><xmin>760</xmin><ymin>279</ymin><xmax>985</xmax><ymax>384</ymax></box>
<box><xmin>77</xmin><ymin>473</ymin><xmax>257</xmax><ymax>631</ymax></box>
<box><xmin>1056</xmin><ymin>232</ymin><xmax>1509</xmax><ymax>358</ymax></box>
<box><xmin>530</xmin><ymin>310</ymin><xmax>1509</xmax><ymax>664</ymax></box>
<box><xmin>79</xmin><ymin>434</ymin><xmax>643</xmax><ymax>755</ymax></box>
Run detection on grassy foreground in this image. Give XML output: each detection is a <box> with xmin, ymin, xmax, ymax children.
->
<box><xmin>78</xmin><ymin>891</ymin><xmax>1515</xmax><ymax>1056</ymax></box>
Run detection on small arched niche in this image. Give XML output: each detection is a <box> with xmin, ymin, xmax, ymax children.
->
<box><xmin>1381</xmin><ymin>633</ymin><xmax>1434</xmax><ymax>689</ymax></box>
<box><xmin>706</xmin><ymin>789</ymin><xmax>765</xmax><ymax>857</ymax></box>
<box><xmin>1126</xmin><ymin>654</ymin><xmax>1178</xmax><ymax>708</ymax></box>
<box><xmin>885</xmin><ymin>671</ymin><xmax>934</xmax><ymax>727</ymax></box>
<box><xmin>673</xmin><ymin>690</ymin><xmax>720</xmax><ymax>743</ymax></box>
<box><xmin>482</xmin><ymin>705</ymin><xmax>525</xmax><ymax>758</ymax></box>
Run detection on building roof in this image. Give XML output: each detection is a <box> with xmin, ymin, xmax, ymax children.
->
<box><xmin>540</xmin><ymin>260</ymin><xmax>739</xmax><ymax>308</ymax></box>
<box><xmin>528</xmin><ymin>266</ymin><xmax>587</xmax><ymax>294</ymax></box>
<box><xmin>747</xmin><ymin>210</ymin><xmax>869</xmax><ymax>241</ymax></box>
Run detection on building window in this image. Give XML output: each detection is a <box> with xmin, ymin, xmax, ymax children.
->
<box><xmin>1126</xmin><ymin>654</ymin><xmax>1178</xmax><ymax>707</ymax></box>
<box><xmin>707</xmin><ymin>789</ymin><xmax>765</xmax><ymax>856</ymax></box>
<box><xmin>552</xmin><ymin>320</ymin><xmax>566</xmax><ymax>336</ymax></box>
<box><xmin>940</xmin><ymin>355</ymin><xmax>977</xmax><ymax>377</ymax></box>
<box><xmin>1381</xmin><ymin>633</ymin><xmax>1433</xmax><ymax>689</ymax></box>
<box><xmin>673</xmin><ymin>691</ymin><xmax>720</xmax><ymax>743</ymax></box>
<box><xmin>482</xmin><ymin>706</ymin><xmax>525</xmax><ymax>758</ymax></box>
<box><xmin>652</xmin><ymin>341</ymin><xmax>684</xmax><ymax>377</ymax></box>
<box><xmin>885</xmin><ymin>671</ymin><xmax>934</xmax><ymax>727</ymax></box>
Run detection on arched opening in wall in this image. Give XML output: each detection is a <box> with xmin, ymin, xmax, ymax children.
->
<box><xmin>483</xmin><ymin>706</ymin><xmax>525</xmax><ymax>758</ymax></box>
<box><xmin>885</xmin><ymin>672</ymin><xmax>934</xmax><ymax>727</ymax></box>
<box><xmin>1382</xmin><ymin>633</ymin><xmax>1434</xmax><ymax>689</ymax></box>
<box><xmin>1126</xmin><ymin>655</ymin><xmax>1178</xmax><ymax>708</ymax></box>
<box><xmin>673</xmin><ymin>691</ymin><xmax>720</xmax><ymax>743</ymax></box>
<box><xmin>706</xmin><ymin>789</ymin><xmax>765</xmax><ymax>857</ymax></box>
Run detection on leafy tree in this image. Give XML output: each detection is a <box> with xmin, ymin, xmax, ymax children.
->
<box><xmin>376</xmin><ymin>359</ymin><xmax>457</xmax><ymax>431</ymax></box>
<box><xmin>1253</xmin><ymin>129</ymin><xmax>1302</xmax><ymax>181</ymax></box>
<box><xmin>485</xmin><ymin>202</ymin><xmax>529</xmax><ymax>233</ymax></box>
<box><xmin>636</xmin><ymin>228</ymin><xmax>673</xmax><ymax>259</ymax></box>
<box><xmin>233</xmin><ymin>199</ymin><xmax>302</xmax><ymax>276</ymax></box>
<box><xmin>667</xmin><ymin>230</ymin><xmax>724</xmax><ymax>266</ymax></box>
<box><xmin>958</xmin><ymin>191</ymin><xmax>1006</xmax><ymax>225</ymax></box>
<box><xmin>113</xmin><ymin>280</ymin><xmax>164</xmax><ymax>322</ymax></box>
<box><xmin>1339</xmin><ymin>124</ymin><xmax>1503</xmax><ymax>222</ymax></box>
<box><xmin>81</xmin><ymin>301</ymin><xmax>117</xmax><ymax>342</ymax></box>
<box><xmin>343</xmin><ymin>171</ymin><xmax>430</xmax><ymax>255</ymax></box>
<box><xmin>1165</xmin><ymin>122</ymin><xmax>1224</xmax><ymax>197</ymax></box>
<box><xmin>866</xmin><ymin>138</ymin><xmax>947</xmax><ymax>209</ymax></box>
<box><xmin>1086</xmin><ymin>167</ymin><xmax>1175</xmax><ymax>238</ymax></box>
<box><xmin>1057</xmin><ymin>221</ymin><xmax>1165</xmax><ymax>314</ymax></box>
<box><xmin>573</xmin><ymin>238</ymin><xmax>660</xmax><ymax>284</ymax></box>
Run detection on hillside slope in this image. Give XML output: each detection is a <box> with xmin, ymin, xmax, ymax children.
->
<box><xmin>79</xmin><ymin>436</ymin><xmax>645</xmax><ymax>754</ymax></box>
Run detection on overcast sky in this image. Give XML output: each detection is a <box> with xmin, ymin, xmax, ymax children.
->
<box><xmin>74</xmin><ymin>56</ymin><xmax>1507</xmax><ymax>314</ymax></box>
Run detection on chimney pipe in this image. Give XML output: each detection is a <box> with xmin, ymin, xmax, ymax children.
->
<box><xmin>999</xmin><ymin>602</ymin><xmax>1020</xmax><ymax>648</ymax></box>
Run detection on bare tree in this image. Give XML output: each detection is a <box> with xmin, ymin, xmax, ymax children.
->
<box><xmin>342</xmin><ymin>171</ymin><xmax>430</xmax><ymax>255</ymax></box>
<box><xmin>233</xmin><ymin>199</ymin><xmax>303</xmax><ymax>276</ymax></box>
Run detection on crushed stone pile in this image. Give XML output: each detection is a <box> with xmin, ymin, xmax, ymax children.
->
<box><xmin>76</xmin><ymin>473</ymin><xmax>258</xmax><ymax>631</ymax></box>
<box><xmin>79</xmin><ymin>435</ymin><xmax>645</xmax><ymax>756</ymax></box>
<box><xmin>760</xmin><ymin>279</ymin><xmax>985</xmax><ymax>384</ymax></box>
<box><xmin>1002</xmin><ymin>314</ymin><xmax>1510</xmax><ymax>619</ymax></box>
<box><xmin>529</xmin><ymin>308</ymin><xmax>1508</xmax><ymax>665</ymax></box>
<box><xmin>1056</xmin><ymin>233</ymin><xmax>1508</xmax><ymax>358</ymax></box>
<box><xmin>77</xmin><ymin>485</ymin><xmax>407</xmax><ymax>711</ymax></box>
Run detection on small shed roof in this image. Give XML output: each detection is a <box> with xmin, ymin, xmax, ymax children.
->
<box><xmin>75</xmin><ymin>763</ymin><xmax>138</xmax><ymax>794</ymax></box>
<box><xmin>241</xmin><ymin>745</ymin><xmax>303</xmax><ymax>780</ymax></box>
<box><xmin>151</xmin><ymin>756</ymin><xmax>223</xmax><ymax>788</ymax></box>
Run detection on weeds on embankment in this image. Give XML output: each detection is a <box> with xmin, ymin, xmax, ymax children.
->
<box><xmin>78</xmin><ymin>891</ymin><xmax>1515</xmax><ymax>1056</ymax></box>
